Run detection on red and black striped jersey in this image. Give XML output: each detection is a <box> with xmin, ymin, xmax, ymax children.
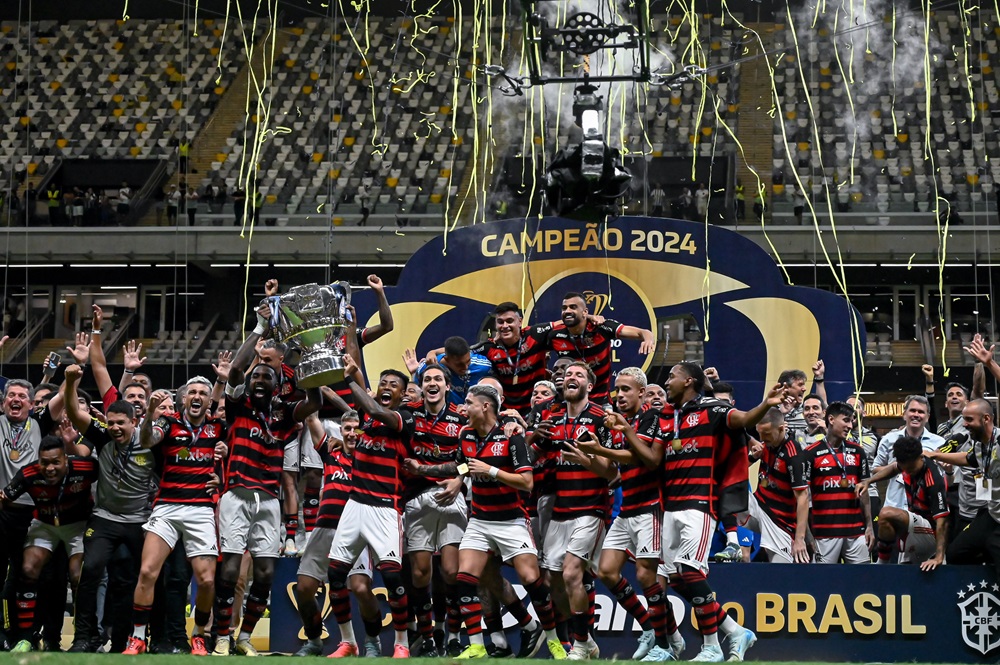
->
<box><xmin>753</xmin><ymin>438</ymin><xmax>803</xmax><ymax>534</ymax></box>
<box><xmin>902</xmin><ymin>458</ymin><xmax>950</xmax><ymax>525</ymax></box>
<box><xmin>319</xmin><ymin>329</ymin><xmax>370</xmax><ymax>417</ymax></box>
<box><xmin>658</xmin><ymin>398</ymin><xmax>742</xmax><ymax>519</ymax></box>
<box><xmin>474</xmin><ymin>325</ymin><xmax>551</xmax><ymax>415</ymax></box>
<box><xmin>3</xmin><ymin>456</ymin><xmax>99</xmax><ymax>525</ymax></box>
<box><xmin>402</xmin><ymin>400</ymin><xmax>467</xmax><ymax>501</ymax></box>
<box><xmin>792</xmin><ymin>440</ymin><xmax>870</xmax><ymax>538</ymax></box>
<box><xmin>525</xmin><ymin>401</ymin><xmax>557</xmax><ymax>500</ymax></box>
<box><xmin>224</xmin><ymin>394</ymin><xmax>300</xmax><ymax>497</ymax></box>
<box><xmin>543</xmin><ymin>319</ymin><xmax>624</xmax><ymax>402</ymax></box>
<box><xmin>615</xmin><ymin>410</ymin><xmax>663</xmax><ymax>518</ymax></box>
<box><xmin>530</xmin><ymin>399</ymin><xmax>614</xmax><ymax>520</ymax></box>
<box><xmin>276</xmin><ymin>362</ymin><xmax>304</xmax><ymax>402</ymax></box>
<box><xmin>350</xmin><ymin>410</ymin><xmax>415</xmax><ymax>512</ymax></box>
<box><xmin>457</xmin><ymin>426</ymin><xmax>532</xmax><ymax>521</ymax></box>
<box><xmin>151</xmin><ymin>415</ymin><xmax>226</xmax><ymax>507</ymax></box>
<box><xmin>316</xmin><ymin>442</ymin><xmax>353</xmax><ymax>529</ymax></box>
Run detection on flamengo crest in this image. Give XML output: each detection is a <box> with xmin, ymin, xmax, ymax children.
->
<box><xmin>957</xmin><ymin>580</ymin><xmax>1000</xmax><ymax>655</ymax></box>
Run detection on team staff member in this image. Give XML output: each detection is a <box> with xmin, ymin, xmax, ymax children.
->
<box><xmin>926</xmin><ymin>399</ymin><xmax>1000</xmax><ymax>575</ymax></box>
<box><xmin>410</xmin><ymin>384</ymin><xmax>566</xmax><ymax>660</ymax></box>
<box><xmin>858</xmin><ymin>436</ymin><xmax>949</xmax><ymax>569</ymax></box>
<box><xmin>632</xmin><ymin>363</ymin><xmax>780</xmax><ymax>662</ymax></box>
<box><xmin>295</xmin><ymin>412</ymin><xmax>382</xmax><ymax>658</ymax></box>
<box><xmin>579</xmin><ymin>368</ymin><xmax>684</xmax><ymax>662</ymax></box>
<box><xmin>64</xmin><ymin>365</ymin><xmax>157</xmax><ymax>653</ymax></box>
<box><xmin>542</xmin><ymin>292</ymin><xmax>655</xmax><ymax>402</ymax></box>
<box><xmin>0</xmin><ymin>378</ymin><xmax>62</xmax><ymax>649</ymax></box>
<box><xmin>124</xmin><ymin>378</ymin><xmax>227</xmax><ymax>656</ymax></box>
<box><xmin>401</xmin><ymin>364</ymin><xmax>468</xmax><ymax>656</ymax></box>
<box><xmin>212</xmin><ymin>344</ymin><xmax>321</xmax><ymax>656</ymax></box>
<box><xmin>327</xmin><ymin>355</ymin><xmax>415</xmax><ymax>658</ymax></box>
<box><xmin>793</xmin><ymin>402</ymin><xmax>874</xmax><ymax>565</ymax></box>
<box><xmin>4</xmin><ymin>437</ymin><xmax>99</xmax><ymax>653</ymax></box>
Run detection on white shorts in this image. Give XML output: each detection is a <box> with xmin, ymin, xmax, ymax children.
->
<box><xmin>897</xmin><ymin>512</ymin><xmax>938</xmax><ymax>564</ymax></box>
<box><xmin>814</xmin><ymin>535</ymin><xmax>869</xmax><ymax>564</ymax></box>
<box><xmin>218</xmin><ymin>488</ymin><xmax>282</xmax><ymax>558</ymax></box>
<box><xmin>329</xmin><ymin>499</ymin><xmax>403</xmax><ymax>566</ymax></box>
<box><xmin>25</xmin><ymin>519</ymin><xmax>85</xmax><ymax>556</ymax></box>
<box><xmin>460</xmin><ymin>516</ymin><xmax>537</xmax><ymax>562</ymax></box>
<box><xmin>532</xmin><ymin>493</ymin><xmax>555</xmax><ymax>558</ymax></box>
<box><xmin>283</xmin><ymin>424</ymin><xmax>330</xmax><ymax>472</ymax></box>
<box><xmin>541</xmin><ymin>515</ymin><xmax>606</xmax><ymax>572</ymax></box>
<box><xmin>748</xmin><ymin>493</ymin><xmax>793</xmax><ymax>563</ymax></box>
<box><xmin>144</xmin><ymin>503</ymin><xmax>218</xmax><ymax>558</ymax></box>
<box><xmin>404</xmin><ymin>489</ymin><xmax>468</xmax><ymax>552</ymax></box>
<box><xmin>602</xmin><ymin>510</ymin><xmax>662</xmax><ymax>559</ymax></box>
<box><xmin>298</xmin><ymin>526</ymin><xmax>373</xmax><ymax>581</ymax></box>
<box><xmin>660</xmin><ymin>509</ymin><xmax>716</xmax><ymax>575</ymax></box>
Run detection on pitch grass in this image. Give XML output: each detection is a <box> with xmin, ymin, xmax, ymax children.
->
<box><xmin>0</xmin><ymin>656</ymin><xmax>977</xmax><ymax>665</ymax></box>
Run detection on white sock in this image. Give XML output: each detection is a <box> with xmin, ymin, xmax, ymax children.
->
<box><xmin>719</xmin><ymin>615</ymin><xmax>741</xmax><ymax>637</ymax></box>
<box><xmin>447</xmin><ymin>630</ymin><xmax>461</xmax><ymax>642</ymax></box>
<box><xmin>193</xmin><ymin>624</ymin><xmax>205</xmax><ymax>636</ymax></box>
<box><xmin>544</xmin><ymin>628</ymin><xmax>558</xmax><ymax>642</ymax></box>
<box><xmin>726</xmin><ymin>530</ymin><xmax>739</xmax><ymax>547</ymax></box>
<box><xmin>491</xmin><ymin>631</ymin><xmax>508</xmax><ymax>649</ymax></box>
<box><xmin>134</xmin><ymin>625</ymin><xmax>147</xmax><ymax>641</ymax></box>
<box><xmin>524</xmin><ymin>618</ymin><xmax>539</xmax><ymax>632</ymax></box>
<box><xmin>703</xmin><ymin>632</ymin><xmax>720</xmax><ymax>648</ymax></box>
<box><xmin>238</xmin><ymin>630</ymin><xmax>252</xmax><ymax>643</ymax></box>
<box><xmin>470</xmin><ymin>632</ymin><xmax>485</xmax><ymax>646</ymax></box>
<box><xmin>395</xmin><ymin>629</ymin><xmax>407</xmax><ymax>647</ymax></box>
<box><xmin>339</xmin><ymin>622</ymin><xmax>356</xmax><ymax>645</ymax></box>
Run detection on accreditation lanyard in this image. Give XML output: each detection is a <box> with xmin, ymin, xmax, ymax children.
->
<box><xmin>112</xmin><ymin>435</ymin><xmax>136</xmax><ymax>489</ymax></box>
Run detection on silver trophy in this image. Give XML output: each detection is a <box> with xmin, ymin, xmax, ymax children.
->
<box><xmin>264</xmin><ymin>282</ymin><xmax>352</xmax><ymax>388</ymax></box>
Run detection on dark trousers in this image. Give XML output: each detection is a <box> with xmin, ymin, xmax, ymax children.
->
<box><xmin>0</xmin><ymin>507</ymin><xmax>33</xmax><ymax>645</ymax></box>
<box><xmin>947</xmin><ymin>508</ymin><xmax>999</xmax><ymax>571</ymax></box>
<box><xmin>75</xmin><ymin>517</ymin><xmax>145</xmax><ymax>647</ymax></box>
<box><xmin>150</xmin><ymin>540</ymin><xmax>192</xmax><ymax>648</ymax></box>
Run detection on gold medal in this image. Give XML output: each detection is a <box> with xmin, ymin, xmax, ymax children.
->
<box><xmin>839</xmin><ymin>478</ymin><xmax>849</xmax><ymax>488</ymax></box>
<box><xmin>54</xmin><ymin>516</ymin><xmax>60</xmax><ymax>527</ymax></box>
<box><xmin>9</xmin><ymin>449</ymin><xmax>19</xmax><ymax>461</ymax></box>
<box><xmin>513</xmin><ymin>375</ymin><xmax>519</xmax><ymax>385</ymax></box>
<box><xmin>178</xmin><ymin>447</ymin><xmax>191</xmax><ymax>460</ymax></box>
<box><xmin>671</xmin><ymin>439</ymin><xmax>684</xmax><ymax>452</ymax></box>
<box><xmin>759</xmin><ymin>477</ymin><xmax>769</xmax><ymax>488</ymax></box>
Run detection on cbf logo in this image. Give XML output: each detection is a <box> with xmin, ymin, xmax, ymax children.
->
<box><xmin>957</xmin><ymin>580</ymin><xmax>1000</xmax><ymax>654</ymax></box>
<box><xmin>582</xmin><ymin>290</ymin><xmax>610</xmax><ymax>316</ymax></box>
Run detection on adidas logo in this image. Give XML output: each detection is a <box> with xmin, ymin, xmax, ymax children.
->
<box><xmin>388</xmin><ymin>551</ymin><xmax>396</xmax><ymax>557</ymax></box>
<box><xmin>521</xmin><ymin>543</ymin><xmax>530</xmax><ymax>549</ymax></box>
<box><xmin>639</xmin><ymin>546</ymin><xmax>649</xmax><ymax>553</ymax></box>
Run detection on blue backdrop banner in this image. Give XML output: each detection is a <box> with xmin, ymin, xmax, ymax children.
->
<box><xmin>269</xmin><ymin>559</ymin><xmax>1000</xmax><ymax>661</ymax></box>
<box><xmin>349</xmin><ymin>217</ymin><xmax>865</xmax><ymax>406</ymax></box>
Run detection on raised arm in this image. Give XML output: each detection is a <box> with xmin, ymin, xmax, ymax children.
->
<box><xmin>964</xmin><ymin>334</ymin><xmax>1000</xmax><ymax>383</ymax></box>
<box><xmin>88</xmin><ymin>304</ymin><xmax>115</xmax><ymax>399</ymax></box>
<box><xmin>319</xmin><ymin>386</ymin><xmax>351</xmax><ymax>416</ymax></box>
<box><xmin>728</xmin><ymin>383</ymin><xmax>788</xmax><ymax>430</ymax></box>
<box><xmin>292</xmin><ymin>388</ymin><xmax>323</xmax><ymax>422</ymax></box>
<box><xmin>812</xmin><ymin>360</ymin><xmax>828</xmax><ymax>406</ymax></box>
<box><xmin>140</xmin><ymin>394</ymin><xmax>167</xmax><ymax>449</ymax></box>
<box><xmin>62</xmin><ymin>364</ymin><xmax>93</xmax><ymax>433</ymax></box>
<box><xmin>118</xmin><ymin>340</ymin><xmax>147</xmax><ymax>395</ymax></box>
<box><xmin>343</xmin><ymin>355</ymin><xmax>402</xmax><ymax>431</ymax></box>
<box><xmin>360</xmin><ymin>274</ymin><xmax>394</xmax><ymax>344</ymax></box>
